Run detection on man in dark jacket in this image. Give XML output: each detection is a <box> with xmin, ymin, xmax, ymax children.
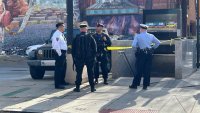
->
<box><xmin>72</xmin><ymin>23</ymin><xmax>97</xmax><ymax>92</ymax></box>
<box><xmin>93</xmin><ymin>23</ymin><xmax>111</xmax><ymax>85</ymax></box>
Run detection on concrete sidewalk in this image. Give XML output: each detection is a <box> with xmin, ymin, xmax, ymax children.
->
<box><xmin>0</xmin><ymin>70</ymin><xmax>200</xmax><ymax>113</ymax></box>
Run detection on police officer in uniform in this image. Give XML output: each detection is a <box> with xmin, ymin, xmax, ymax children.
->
<box><xmin>72</xmin><ymin>23</ymin><xmax>97</xmax><ymax>92</ymax></box>
<box><xmin>51</xmin><ymin>22</ymin><xmax>68</xmax><ymax>89</ymax></box>
<box><xmin>93</xmin><ymin>23</ymin><xmax>111</xmax><ymax>85</ymax></box>
<box><xmin>129</xmin><ymin>24</ymin><xmax>160</xmax><ymax>90</ymax></box>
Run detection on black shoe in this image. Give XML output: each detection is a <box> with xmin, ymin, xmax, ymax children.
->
<box><xmin>104</xmin><ymin>79</ymin><xmax>108</xmax><ymax>85</ymax></box>
<box><xmin>95</xmin><ymin>79</ymin><xmax>99</xmax><ymax>84</ymax></box>
<box><xmin>73</xmin><ymin>88</ymin><xmax>80</xmax><ymax>92</ymax></box>
<box><xmin>91</xmin><ymin>87</ymin><xmax>96</xmax><ymax>92</ymax></box>
<box><xmin>73</xmin><ymin>85</ymin><xmax>80</xmax><ymax>92</ymax></box>
<box><xmin>129</xmin><ymin>85</ymin><xmax>137</xmax><ymax>89</ymax></box>
<box><xmin>143</xmin><ymin>86</ymin><xmax>148</xmax><ymax>90</ymax></box>
<box><xmin>55</xmin><ymin>85</ymin><xmax>66</xmax><ymax>89</ymax></box>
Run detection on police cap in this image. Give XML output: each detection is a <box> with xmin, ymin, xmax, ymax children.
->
<box><xmin>96</xmin><ymin>23</ymin><xmax>104</xmax><ymax>27</ymax></box>
<box><xmin>140</xmin><ymin>24</ymin><xmax>148</xmax><ymax>29</ymax></box>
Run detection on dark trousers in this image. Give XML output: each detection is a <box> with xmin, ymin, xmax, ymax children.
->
<box><xmin>94</xmin><ymin>55</ymin><xmax>109</xmax><ymax>80</ymax></box>
<box><xmin>54</xmin><ymin>50</ymin><xmax>67</xmax><ymax>87</ymax></box>
<box><xmin>75</xmin><ymin>60</ymin><xmax>95</xmax><ymax>87</ymax></box>
<box><xmin>131</xmin><ymin>51</ymin><xmax>153</xmax><ymax>87</ymax></box>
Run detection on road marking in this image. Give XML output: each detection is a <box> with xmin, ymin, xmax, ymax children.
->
<box><xmin>2</xmin><ymin>88</ymin><xmax>30</xmax><ymax>97</ymax></box>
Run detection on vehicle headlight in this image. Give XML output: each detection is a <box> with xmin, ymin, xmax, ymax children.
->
<box><xmin>38</xmin><ymin>50</ymin><xmax>43</xmax><ymax>55</ymax></box>
<box><xmin>28</xmin><ymin>50</ymin><xmax>36</xmax><ymax>59</ymax></box>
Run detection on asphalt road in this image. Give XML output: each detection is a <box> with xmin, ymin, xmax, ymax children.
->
<box><xmin>0</xmin><ymin>55</ymin><xmax>54</xmax><ymax>81</ymax></box>
<box><xmin>0</xmin><ymin>67</ymin><xmax>29</xmax><ymax>80</ymax></box>
<box><xmin>0</xmin><ymin>67</ymin><xmax>54</xmax><ymax>81</ymax></box>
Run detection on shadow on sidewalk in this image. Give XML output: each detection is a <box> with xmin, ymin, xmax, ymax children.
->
<box><xmin>2</xmin><ymin>79</ymin><xmax>108</xmax><ymax>112</ymax></box>
<box><xmin>3</xmin><ymin>76</ymin><xmax>198</xmax><ymax>113</ymax></box>
<box><xmin>99</xmin><ymin>78</ymin><xmax>183</xmax><ymax>113</ymax></box>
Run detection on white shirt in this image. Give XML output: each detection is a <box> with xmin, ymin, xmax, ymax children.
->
<box><xmin>51</xmin><ymin>30</ymin><xmax>67</xmax><ymax>56</ymax></box>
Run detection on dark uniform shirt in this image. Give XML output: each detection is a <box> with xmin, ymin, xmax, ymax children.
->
<box><xmin>93</xmin><ymin>33</ymin><xmax>111</xmax><ymax>55</ymax></box>
<box><xmin>72</xmin><ymin>32</ymin><xmax>97</xmax><ymax>62</ymax></box>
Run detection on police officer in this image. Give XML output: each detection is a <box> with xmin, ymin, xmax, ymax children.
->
<box><xmin>72</xmin><ymin>23</ymin><xmax>97</xmax><ymax>92</ymax></box>
<box><xmin>93</xmin><ymin>23</ymin><xmax>111</xmax><ymax>85</ymax></box>
<box><xmin>51</xmin><ymin>22</ymin><xmax>68</xmax><ymax>89</ymax></box>
<box><xmin>129</xmin><ymin>24</ymin><xmax>161</xmax><ymax>90</ymax></box>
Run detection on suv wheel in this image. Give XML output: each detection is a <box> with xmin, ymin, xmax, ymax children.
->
<box><xmin>29</xmin><ymin>66</ymin><xmax>45</xmax><ymax>79</ymax></box>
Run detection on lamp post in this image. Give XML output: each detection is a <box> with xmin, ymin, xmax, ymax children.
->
<box><xmin>66</xmin><ymin>0</ymin><xmax>73</xmax><ymax>46</ymax></box>
<box><xmin>181</xmin><ymin>0</ymin><xmax>187</xmax><ymax>37</ymax></box>
<box><xmin>197</xmin><ymin>0</ymin><xmax>200</xmax><ymax>68</ymax></box>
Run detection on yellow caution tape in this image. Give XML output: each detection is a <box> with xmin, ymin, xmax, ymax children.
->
<box><xmin>107</xmin><ymin>46</ymin><xmax>132</xmax><ymax>51</ymax></box>
<box><xmin>106</xmin><ymin>38</ymin><xmax>183</xmax><ymax>51</ymax></box>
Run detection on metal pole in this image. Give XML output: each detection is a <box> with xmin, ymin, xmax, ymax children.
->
<box><xmin>197</xmin><ymin>0</ymin><xmax>200</xmax><ymax>68</ymax></box>
<box><xmin>118</xmin><ymin>51</ymin><xmax>135</xmax><ymax>76</ymax></box>
<box><xmin>66</xmin><ymin>0</ymin><xmax>73</xmax><ymax>47</ymax></box>
<box><xmin>181</xmin><ymin>0</ymin><xmax>187</xmax><ymax>37</ymax></box>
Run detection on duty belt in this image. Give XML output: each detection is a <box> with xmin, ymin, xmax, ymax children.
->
<box><xmin>137</xmin><ymin>48</ymin><xmax>153</xmax><ymax>54</ymax></box>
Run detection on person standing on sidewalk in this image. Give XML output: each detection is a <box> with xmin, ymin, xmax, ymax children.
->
<box><xmin>93</xmin><ymin>23</ymin><xmax>111</xmax><ymax>85</ymax></box>
<box><xmin>52</xmin><ymin>22</ymin><xmax>68</xmax><ymax>89</ymax></box>
<box><xmin>72</xmin><ymin>23</ymin><xmax>97</xmax><ymax>92</ymax></box>
<box><xmin>129</xmin><ymin>24</ymin><xmax>161</xmax><ymax>90</ymax></box>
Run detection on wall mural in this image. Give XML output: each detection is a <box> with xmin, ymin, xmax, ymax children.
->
<box><xmin>0</xmin><ymin>0</ymin><xmax>177</xmax><ymax>55</ymax></box>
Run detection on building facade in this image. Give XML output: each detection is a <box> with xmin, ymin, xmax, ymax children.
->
<box><xmin>0</xmin><ymin>0</ymin><xmax>198</xmax><ymax>54</ymax></box>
